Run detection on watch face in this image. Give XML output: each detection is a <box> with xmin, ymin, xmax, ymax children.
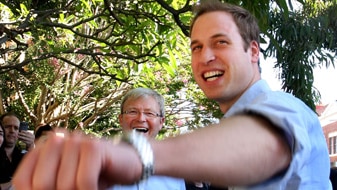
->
<box><xmin>125</xmin><ymin>131</ymin><xmax>154</xmax><ymax>181</ymax></box>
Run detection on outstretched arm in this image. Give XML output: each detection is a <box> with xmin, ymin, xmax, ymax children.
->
<box><xmin>13</xmin><ymin>131</ymin><xmax>143</xmax><ymax>190</ymax></box>
<box><xmin>13</xmin><ymin>114</ymin><xmax>290</xmax><ymax>189</ymax></box>
<box><xmin>152</xmin><ymin>114</ymin><xmax>291</xmax><ymax>187</ymax></box>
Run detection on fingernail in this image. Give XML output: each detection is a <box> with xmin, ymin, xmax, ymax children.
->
<box><xmin>56</xmin><ymin>132</ymin><xmax>65</xmax><ymax>138</ymax></box>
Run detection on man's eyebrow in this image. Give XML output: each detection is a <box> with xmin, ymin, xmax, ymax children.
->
<box><xmin>212</xmin><ymin>33</ymin><xmax>228</xmax><ymax>39</ymax></box>
<box><xmin>190</xmin><ymin>40</ymin><xmax>199</xmax><ymax>47</ymax></box>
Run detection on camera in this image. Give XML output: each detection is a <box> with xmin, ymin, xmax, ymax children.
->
<box><xmin>19</xmin><ymin>122</ymin><xmax>29</xmax><ymax>131</ymax></box>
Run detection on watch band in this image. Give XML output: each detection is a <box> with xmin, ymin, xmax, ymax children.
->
<box><xmin>123</xmin><ymin>130</ymin><xmax>154</xmax><ymax>181</ymax></box>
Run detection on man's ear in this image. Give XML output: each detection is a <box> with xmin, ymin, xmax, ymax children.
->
<box><xmin>118</xmin><ymin>114</ymin><xmax>123</xmax><ymax>124</ymax></box>
<box><xmin>159</xmin><ymin>117</ymin><xmax>165</xmax><ymax>129</ymax></box>
<box><xmin>250</xmin><ymin>40</ymin><xmax>260</xmax><ymax>63</ymax></box>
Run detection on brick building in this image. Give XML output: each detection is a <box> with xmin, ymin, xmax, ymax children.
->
<box><xmin>319</xmin><ymin>100</ymin><xmax>337</xmax><ymax>167</ymax></box>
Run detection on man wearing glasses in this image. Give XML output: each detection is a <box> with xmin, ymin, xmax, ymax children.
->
<box><xmin>118</xmin><ymin>88</ymin><xmax>165</xmax><ymax>139</ymax></box>
<box><xmin>109</xmin><ymin>87</ymin><xmax>186</xmax><ymax>190</ymax></box>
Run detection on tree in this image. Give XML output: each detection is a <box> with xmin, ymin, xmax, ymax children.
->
<box><xmin>264</xmin><ymin>0</ymin><xmax>337</xmax><ymax>109</ymax></box>
<box><xmin>0</xmin><ymin>0</ymin><xmax>202</xmax><ymax>136</ymax></box>
<box><xmin>0</xmin><ymin>0</ymin><xmax>336</xmax><ymax>136</ymax></box>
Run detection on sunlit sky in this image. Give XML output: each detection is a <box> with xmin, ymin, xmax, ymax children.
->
<box><xmin>260</xmin><ymin>56</ymin><xmax>337</xmax><ymax>105</ymax></box>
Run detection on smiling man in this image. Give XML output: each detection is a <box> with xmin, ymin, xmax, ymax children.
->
<box><xmin>109</xmin><ymin>87</ymin><xmax>186</xmax><ymax>190</ymax></box>
<box><xmin>118</xmin><ymin>88</ymin><xmax>165</xmax><ymax>139</ymax></box>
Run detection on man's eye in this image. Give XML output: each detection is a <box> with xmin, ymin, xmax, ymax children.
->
<box><xmin>218</xmin><ymin>40</ymin><xmax>227</xmax><ymax>45</ymax></box>
<box><xmin>144</xmin><ymin>112</ymin><xmax>156</xmax><ymax>117</ymax></box>
<box><xmin>129</xmin><ymin>111</ymin><xmax>138</xmax><ymax>115</ymax></box>
<box><xmin>191</xmin><ymin>45</ymin><xmax>202</xmax><ymax>52</ymax></box>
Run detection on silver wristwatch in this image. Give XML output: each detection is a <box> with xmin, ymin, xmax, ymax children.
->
<box><xmin>123</xmin><ymin>130</ymin><xmax>154</xmax><ymax>181</ymax></box>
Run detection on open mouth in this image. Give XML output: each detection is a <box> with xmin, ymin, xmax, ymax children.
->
<box><xmin>133</xmin><ymin>128</ymin><xmax>149</xmax><ymax>133</ymax></box>
<box><xmin>203</xmin><ymin>71</ymin><xmax>224</xmax><ymax>81</ymax></box>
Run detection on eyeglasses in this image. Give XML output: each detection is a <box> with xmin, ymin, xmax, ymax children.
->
<box><xmin>122</xmin><ymin>110</ymin><xmax>162</xmax><ymax>118</ymax></box>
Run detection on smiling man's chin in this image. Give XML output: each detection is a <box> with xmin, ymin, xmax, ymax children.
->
<box><xmin>202</xmin><ymin>88</ymin><xmax>223</xmax><ymax>100</ymax></box>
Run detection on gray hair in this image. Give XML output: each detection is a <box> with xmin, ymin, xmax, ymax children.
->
<box><xmin>120</xmin><ymin>88</ymin><xmax>165</xmax><ymax>117</ymax></box>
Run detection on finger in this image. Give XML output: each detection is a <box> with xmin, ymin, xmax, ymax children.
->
<box><xmin>12</xmin><ymin>146</ymin><xmax>41</xmax><ymax>190</ymax></box>
<box><xmin>32</xmin><ymin>133</ymin><xmax>65</xmax><ymax>190</ymax></box>
<box><xmin>56</xmin><ymin>132</ymin><xmax>81</xmax><ymax>190</ymax></box>
<box><xmin>76</xmin><ymin>137</ymin><xmax>102</xmax><ymax>190</ymax></box>
<box><xmin>18</xmin><ymin>135</ymin><xmax>31</xmax><ymax>142</ymax></box>
<box><xmin>18</xmin><ymin>132</ymin><xmax>28</xmax><ymax>139</ymax></box>
<box><xmin>19</xmin><ymin>130</ymin><xmax>33</xmax><ymax>137</ymax></box>
<box><xmin>18</xmin><ymin>134</ymin><xmax>35</xmax><ymax>149</ymax></box>
<box><xmin>19</xmin><ymin>132</ymin><xmax>34</xmax><ymax>142</ymax></box>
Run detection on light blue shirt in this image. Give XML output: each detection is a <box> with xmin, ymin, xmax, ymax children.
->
<box><xmin>225</xmin><ymin>80</ymin><xmax>331</xmax><ymax>190</ymax></box>
<box><xmin>107</xmin><ymin>176</ymin><xmax>185</xmax><ymax>190</ymax></box>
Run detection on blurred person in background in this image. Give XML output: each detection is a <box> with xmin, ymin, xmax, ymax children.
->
<box><xmin>0</xmin><ymin>113</ymin><xmax>34</xmax><ymax>187</ymax></box>
<box><xmin>0</xmin><ymin>124</ymin><xmax>4</xmax><ymax>148</ymax></box>
<box><xmin>34</xmin><ymin>123</ymin><xmax>54</xmax><ymax>144</ymax></box>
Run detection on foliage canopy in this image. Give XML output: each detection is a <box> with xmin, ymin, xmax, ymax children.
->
<box><xmin>0</xmin><ymin>0</ymin><xmax>336</xmax><ymax>136</ymax></box>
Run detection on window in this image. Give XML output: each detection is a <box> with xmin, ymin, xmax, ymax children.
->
<box><xmin>329</xmin><ymin>136</ymin><xmax>337</xmax><ymax>155</ymax></box>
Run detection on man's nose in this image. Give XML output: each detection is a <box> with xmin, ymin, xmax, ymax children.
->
<box><xmin>8</xmin><ymin>126</ymin><xmax>15</xmax><ymax>132</ymax></box>
<box><xmin>200</xmin><ymin>47</ymin><xmax>215</xmax><ymax>64</ymax></box>
<box><xmin>135</xmin><ymin>112</ymin><xmax>147</xmax><ymax>121</ymax></box>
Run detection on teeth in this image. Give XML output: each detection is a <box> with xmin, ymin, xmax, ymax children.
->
<box><xmin>207</xmin><ymin>77</ymin><xmax>217</xmax><ymax>81</ymax></box>
<box><xmin>133</xmin><ymin>128</ymin><xmax>149</xmax><ymax>133</ymax></box>
<box><xmin>203</xmin><ymin>71</ymin><xmax>224</xmax><ymax>81</ymax></box>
